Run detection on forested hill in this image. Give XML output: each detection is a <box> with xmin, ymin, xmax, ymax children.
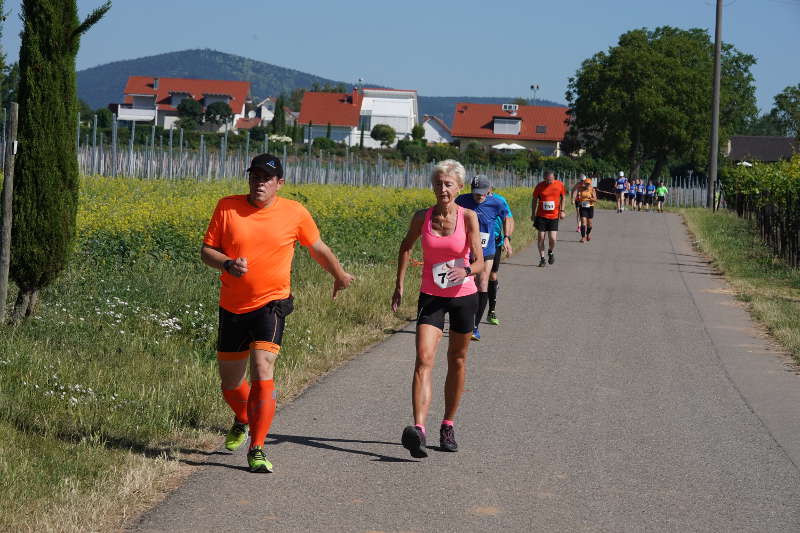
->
<box><xmin>77</xmin><ymin>49</ymin><xmax>564</xmax><ymax>127</ymax></box>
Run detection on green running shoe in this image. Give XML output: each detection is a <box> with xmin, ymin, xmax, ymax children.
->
<box><xmin>224</xmin><ymin>420</ymin><xmax>248</xmax><ymax>451</ymax></box>
<box><xmin>487</xmin><ymin>311</ymin><xmax>500</xmax><ymax>325</ymax></box>
<box><xmin>247</xmin><ymin>446</ymin><xmax>273</xmax><ymax>473</ymax></box>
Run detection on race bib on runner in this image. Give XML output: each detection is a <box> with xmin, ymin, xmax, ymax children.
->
<box><xmin>581</xmin><ymin>201</ymin><xmax>592</xmax><ymax>208</ymax></box>
<box><xmin>432</xmin><ymin>259</ymin><xmax>468</xmax><ymax>289</ymax></box>
<box><xmin>479</xmin><ymin>232</ymin><xmax>490</xmax><ymax>248</ymax></box>
<box><xmin>542</xmin><ymin>201</ymin><xmax>556</xmax><ymax>211</ymax></box>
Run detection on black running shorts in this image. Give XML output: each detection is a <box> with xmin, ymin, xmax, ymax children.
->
<box><xmin>534</xmin><ymin>216</ymin><xmax>559</xmax><ymax>232</ymax></box>
<box><xmin>416</xmin><ymin>292</ymin><xmax>479</xmax><ymax>334</ymax></box>
<box><xmin>657</xmin><ymin>196</ymin><xmax>665</xmax><ymax>203</ymax></box>
<box><xmin>217</xmin><ymin>297</ymin><xmax>294</xmax><ymax>352</ymax></box>
<box><xmin>579</xmin><ymin>206</ymin><xmax>595</xmax><ymax>219</ymax></box>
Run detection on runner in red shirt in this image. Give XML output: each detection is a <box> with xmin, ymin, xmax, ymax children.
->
<box><xmin>531</xmin><ymin>170</ymin><xmax>567</xmax><ymax>267</ymax></box>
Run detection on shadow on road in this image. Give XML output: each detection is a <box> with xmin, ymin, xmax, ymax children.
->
<box><xmin>266</xmin><ymin>433</ymin><xmax>415</xmax><ymax>463</ymax></box>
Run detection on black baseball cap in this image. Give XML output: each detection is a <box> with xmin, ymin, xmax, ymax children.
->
<box><xmin>247</xmin><ymin>153</ymin><xmax>283</xmax><ymax>179</ymax></box>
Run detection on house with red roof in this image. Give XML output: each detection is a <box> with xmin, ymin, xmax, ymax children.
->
<box><xmin>114</xmin><ymin>76</ymin><xmax>251</xmax><ymax>132</ymax></box>
<box><xmin>298</xmin><ymin>87</ymin><xmax>418</xmax><ymax>148</ymax></box>
<box><xmin>451</xmin><ymin>102</ymin><xmax>568</xmax><ymax>156</ymax></box>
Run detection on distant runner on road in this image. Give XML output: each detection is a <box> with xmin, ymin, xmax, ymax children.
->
<box><xmin>532</xmin><ymin>170</ymin><xmax>567</xmax><ymax>267</ymax></box>
<box><xmin>201</xmin><ymin>153</ymin><xmax>353</xmax><ymax>473</ymax></box>
<box><xmin>571</xmin><ymin>174</ymin><xmax>588</xmax><ymax>233</ymax></box>
<box><xmin>615</xmin><ymin>171</ymin><xmax>628</xmax><ymax>213</ymax></box>
<box><xmin>455</xmin><ymin>175</ymin><xmax>509</xmax><ymax>341</ymax></box>
<box><xmin>486</xmin><ymin>188</ymin><xmax>514</xmax><ymax>326</ymax></box>
<box><xmin>644</xmin><ymin>180</ymin><xmax>656</xmax><ymax>212</ymax></box>
<box><xmin>576</xmin><ymin>177</ymin><xmax>597</xmax><ymax>243</ymax></box>
<box><xmin>392</xmin><ymin>160</ymin><xmax>484</xmax><ymax>458</ymax></box>
<box><xmin>656</xmin><ymin>181</ymin><xmax>669</xmax><ymax>213</ymax></box>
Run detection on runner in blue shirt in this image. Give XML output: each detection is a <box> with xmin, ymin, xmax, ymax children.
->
<box><xmin>636</xmin><ymin>180</ymin><xmax>645</xmax><ymax>211</ymax></box>
<box><xmin>486</xmin><ymin>189</ymin><xmax>514</xmax><ymax>326</ymax></box>
<box><xmin>615</xmin><ymin>171</ymin><xmax>628</xmax><ymax>213</ymax></box>
<box><xmin>455</xmin><ymin>175</ymin><xmax>509</xmax><ymax>341</ymax></box>
<box><xmin>644</xmin><ymin>180</ymin><xmax>656</xmax><ymax>212</ymax></box>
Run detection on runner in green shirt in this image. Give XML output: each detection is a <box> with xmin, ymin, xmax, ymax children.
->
<box><xmin>655</xmin><ymin>182</ymin><xmax>669</xmax><ymax>213</ymax></box>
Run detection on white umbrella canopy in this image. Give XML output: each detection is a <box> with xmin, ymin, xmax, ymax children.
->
<box><xmin>491</xmin><ymin>143</ymin><xmax>511</xmax><ymax>150</ymax></box>
<box><xmin>505</xmin><ymin>143</ymin><xmax>527</xmax><ymax>150</ymax></box>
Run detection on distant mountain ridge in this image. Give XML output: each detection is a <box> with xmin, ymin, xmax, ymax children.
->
<box><xmin>76</xmin><ymin>49</ymin><xmax>564</xmax><ymax>127</ymax></box>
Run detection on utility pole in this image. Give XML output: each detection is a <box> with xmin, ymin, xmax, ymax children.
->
<box><xmin>707</xmin><ymin>0</ymin><xmax>723</xmax><ymax>210</ymax></box>
<box><xmin>530</xmin><ymin>84</ymin><xmax>540</xmax><ymax>106</ymax></box>
<box><xmin>0</xmin><ymin>103</ymin><xmax>19</xmax><ymax>324</ymax></box>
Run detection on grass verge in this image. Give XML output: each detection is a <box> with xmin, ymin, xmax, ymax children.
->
<box><xmin>0</xmin><ymin>178</ymin><xmax>535</xmax><ymax>531</ymax></box>
<box><xmin>681</xmin><ymin>208</ymin><xmax>800</xmax><ymax>364</ymax></box>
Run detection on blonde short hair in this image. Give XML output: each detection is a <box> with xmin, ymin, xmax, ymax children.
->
<box><xmin>430</xmin><ymin>159</ymin><xmax>466</xmax><ymax>187</ymax></box>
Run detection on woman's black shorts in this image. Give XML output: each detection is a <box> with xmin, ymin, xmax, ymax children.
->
<box><xmin>579</xmin><ymin>206</ymin><xmax>594</xmax><ymax>219</ymax></box>
<box><xmin>217</xmin><ymin>297</ymin><xmax>294</xmax><ymax>352</ymax></box>
<box><xmin>657</xmin><ymin>195</ymin><xmax>665</xmax><ymax>203</ymax></box>
<box><xmin>417</xmin><ymin>292</ymin><xmax>479</xmax><ymax>334</ymax></box>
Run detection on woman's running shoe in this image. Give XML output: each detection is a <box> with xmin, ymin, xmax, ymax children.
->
<box><xmin>471</xmin><ymin>328</ymin><xmax>481</xmax><ymax>341</ymax></box>
<box><xmin>401</xmin><ymin>426</ymin><xmax>428</xmax><ymax>458</ymax></box>
<box><xmin>487</xmin><ymin>311</ymin><xmax>500</xmax><ymax>325</ymax></box>
<box><xmin>440</xmin><ymin>424</ymin><xmax>458</xmax><ymax>452</ymax></box>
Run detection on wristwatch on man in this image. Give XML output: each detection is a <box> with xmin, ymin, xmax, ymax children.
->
<box><xmin>222</xmin><ymin>259</ymin><xmax>233</xmax><ymax>272</ymax></box>
<box><xmin>464</xmin><ymin>265</ymin><xmax>472</xmax><ymax>277</ymax></box>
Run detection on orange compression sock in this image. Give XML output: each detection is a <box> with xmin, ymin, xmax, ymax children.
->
<box><xmin>221</xmin><ymin>380</ymin><xmax>250</xmax><ymax>425</ymax></box>
<box><xmin>248</xmin><ymin>379</ymin><xmax>276</xmax><ymax>448</ymax></box>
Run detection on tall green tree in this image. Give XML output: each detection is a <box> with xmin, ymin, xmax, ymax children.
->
<box><xmin>566</xmin><ymin>26</ymin><xmax>757</xmax><ymax>179</ymax></box>
<box><xmin>772</xmin><ymin>84</ymin><xmax>800</xmax><ymax>137</ymax></box>
<box><xmin>10</xmin><ymin>0</ymin><xmax>111</xmax><ymax>322</ymax></box>
<box><xmin>270</xmin><ymin>95</ymin><xmax>286</xmax><ymax>134</ymax></box>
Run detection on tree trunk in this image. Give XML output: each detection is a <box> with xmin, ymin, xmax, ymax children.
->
<box><xmin>10</xmin><ymin>287</ymin><xmax>38</xmax><ymax>325</ymax></box>
<box><xmin>651</xmin><ymin>154</ymin><xmax>668</xmax><ymax>181</ymax></box>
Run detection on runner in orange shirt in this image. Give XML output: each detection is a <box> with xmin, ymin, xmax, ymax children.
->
<box><xmin>531</xmin><ymin>170</ymin><xmax>567</xmax><ymax>267</ymax></box>
<box><xmin>201</xmin><ymin>153</ymin><xmax>353</xmax><ymax>473</ymax></box>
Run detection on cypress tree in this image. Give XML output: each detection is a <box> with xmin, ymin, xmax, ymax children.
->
<box><xmin>10</xmin><ymin>1</ymin><xmax>110</xmax><ymax>322</ymax></box>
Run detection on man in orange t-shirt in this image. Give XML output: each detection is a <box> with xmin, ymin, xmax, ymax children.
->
<box><xmin>201</xmin><ymin>153</ymin><xmax>353</xmax><ymax>473</ymax></box>
<box><xmin>531</xmin><ymin>170</ymin><xmax>567</xmax><ymax>267</ymax></box>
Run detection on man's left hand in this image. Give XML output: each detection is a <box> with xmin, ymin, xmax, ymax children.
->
<box><xmin>332</xmin><ymin>272</ymin><xmax>354</xmax><ymax>299</ymax></box>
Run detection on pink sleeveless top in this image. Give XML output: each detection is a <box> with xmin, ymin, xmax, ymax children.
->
<box><xmin>420</xmin><ymin>206</ymin><xmax>477</xmax><ymax>298</ymax></box>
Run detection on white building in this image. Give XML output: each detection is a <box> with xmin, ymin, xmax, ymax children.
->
<box><xmin>422</xmin><ymin>114</ymin><xmax>453</xmax><ymax>144</ymax></box>
<box><xmin>298</xmin><ymin>88</ymin><xmax>419</xmax><ymax>148</ymax></box>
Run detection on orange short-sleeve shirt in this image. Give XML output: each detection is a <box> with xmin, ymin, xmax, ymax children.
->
<box><xmin>203</xmin><ymin>195</ymin><xmax>321</xmax><ymax>313</ymax></box>
<box><xmin>533</xmin><ymin>180</ymin><xmax>567</xmax><ymax>220</ymax></box>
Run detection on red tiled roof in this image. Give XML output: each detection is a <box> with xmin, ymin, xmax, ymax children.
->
<box><xmin>235</xmin><ymin>117</ymin><xmax>262</xmax><ymax>130</ymax></box>
<box><xmin>298</xmin><ymin>90</ymin><xmax>362</xmax><ymax>127</ymax></box>
<box><xmin>122</xmin><ymin>76</ymin><xmax>250</xmax><ymax>114</ymax></box>
<box><xmin>423</xmin><ymin>114</ymin><xmax>451</xmax><ymax>134</ymax></box>
<box><xmin>451</xmin><ymin>103</ymin><xmax>568</xmax><ymax>142</ymax></box>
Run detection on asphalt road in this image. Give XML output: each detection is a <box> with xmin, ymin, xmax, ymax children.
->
<box><xmin>132</xmin><ymin>210</ymin><xmax>800</xmax><ymax>533</ymax></box>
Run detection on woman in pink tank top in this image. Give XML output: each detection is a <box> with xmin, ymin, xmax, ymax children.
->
<box><xmin>391</xmin><ymin>159</ymin><xmax>484</xmax><ymax>458</ymax></box>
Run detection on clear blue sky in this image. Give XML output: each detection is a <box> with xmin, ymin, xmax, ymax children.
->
<box><xmin>2</xmin><ymin>0</ymin><xmax>798</xmax><ymax>112</ymax></box>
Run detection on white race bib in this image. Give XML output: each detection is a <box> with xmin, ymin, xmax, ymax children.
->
<box><xmin>432</xmin><ymin>259</ymin><xmax>467</xmax><ymax>289</ymax></box>
<box><xmin>479</xmin><ymin>232</ymin><xmax>490</xmax><ymax>248</ymax></box>
<box><xmin>542</xmin><ymin>201</ymin><xmax>556</xmax><ymax>211</ymax></box>
<box><xmin>581</xmin><ymin>201</ymin><xmax>592</xmax><ymax>208</ymax></box>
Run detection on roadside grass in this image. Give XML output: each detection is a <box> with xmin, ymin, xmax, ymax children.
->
<box><xmin>681</xmin><ymin>208</ymin><xmax>800</xmax><ymax>364</ymax></box>
<box><xmin>0</xmin><ymin>177</ymin><xmax>535</xmax><ymax>531</ymax></box>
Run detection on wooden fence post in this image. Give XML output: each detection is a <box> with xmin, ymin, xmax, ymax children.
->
<box><xmin>0</xmin><ymin>102</ymin><xmax>19</xmax><ymax>324</ymax></box>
